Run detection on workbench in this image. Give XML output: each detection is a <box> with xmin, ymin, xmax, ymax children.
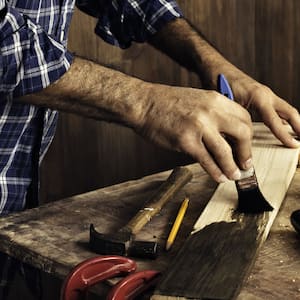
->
<box><xmin>0</xmin><ymin>125</ymin><xmax>299</xmax><ymax>299</ymax></box>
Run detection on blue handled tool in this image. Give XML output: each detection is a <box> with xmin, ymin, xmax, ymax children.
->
<box><xmin>217</xmin><ymin>74</ymin><xmax>273</xmax><ymax>213</ymax></box>
<box><xmin>217</xmin><ymin>74</ymin><xmax>234</xmax><ymax>100</ymax></box>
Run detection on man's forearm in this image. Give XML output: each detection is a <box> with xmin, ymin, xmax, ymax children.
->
<box><xmin>18</xmin><ymin>51</ymin><xmax>257</xmax><ymax>182</ymax></box>
<box><xmin>18</xmin><ymin>56</ymin><xmax>151</xmax><ymax>129</ymax></box>
<box><xmin>149</xmin><ymin>18</ymin><xmax>251</xmax><ymax>89</ymax></box>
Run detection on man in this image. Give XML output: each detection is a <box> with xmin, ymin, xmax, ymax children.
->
<box><xmin>0</xmin><ymin>0</ymin><xmax>299</xmax><ymax>298</ymax></box>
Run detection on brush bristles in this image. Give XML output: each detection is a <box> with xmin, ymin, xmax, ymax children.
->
<box><xmin>237</xmin><ymin>188</ymin><xmax>274</xmax><ymax>214</ymax></box>
<box><xmin>236</xmin><ymin>167</ymin><xmax>273</xmax><ymax>214</ymax></box>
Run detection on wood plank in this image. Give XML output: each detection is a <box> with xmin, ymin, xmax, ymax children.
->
<box><xmin>152</xmin><ymin>123</ymin><xmax>299</xmax><ymax>299</ymax></box>
<box><xmin>238</xmin><ymin>168</ymin><xmax>300</xmax><ymax>299</ymax></box>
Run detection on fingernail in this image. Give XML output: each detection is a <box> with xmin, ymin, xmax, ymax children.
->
<box><xmin>292</xmin><ymin>138</ymin><xmax>300</xmax><ymax>147</ymax></box>
<box><xmin>232</xmin><ymin>169</ymin><xmax>241</xmax><ymax>180</ymax></box>
<box><xmin>244</xmin><ymin>158</ymin><xmax>253</xmax><ymax>170</ymax></box>
<box><xmin>218</xmin><ymin>174</ymin><xmax>229</xmax><ymax>183</ymax></box>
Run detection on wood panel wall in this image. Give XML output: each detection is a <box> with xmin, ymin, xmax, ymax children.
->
<box><xmin>39</xmin><ymin>0</ymin><xmax>300</xmax><ymax>203</ymax></box>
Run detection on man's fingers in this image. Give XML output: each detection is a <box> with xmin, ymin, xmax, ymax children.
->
<box><xmin>261</xmin><ymin>105</ymin><xmax>300</xmax><ymax>148</ymax></box>
<box><xmin>216</xmin><ymin>110</ymin><xmax>253</xmax><ymax>170</ymax></box>
<box><xmin>178</xmin><ymin>99</ymin><xmax>253</xmax><ymax>181</ymax></box>
<box><xmin>250</xmin><ymin>88</ymin><xmax>300</xmax><ymax>148</ymax></box>
<box><xmin>142</xmin><ymin>85</ymin><xmax>256</xmax><ymax>182</ymax></box>
<box><xmin>275</xmin><ymin>98</ymin><xmax>300</xmax><ymax>136</ymax></box>
<box><xmin>228</xmin><ymin>125</ymin><xmax>253</xmax><ymax>170</ymax></box>
<box><xmin>202</xmin><ymin>131</ymin><xmax>240</xmax><ymax>180</ymax></box>
<box><xmin>260</xmin><ymin>99</ymin><xmax>299</xmax><ymax>148</ymax></box>
<box><xmin>191</xmin><ymin>143</ymin><xmax>230</xmax><ymax>183</ymax></box>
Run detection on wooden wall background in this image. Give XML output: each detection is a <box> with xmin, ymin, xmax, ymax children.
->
<box><xmin>39</xmin><ymin>0</ymin><xmax>300</xmax><ymax>203</ymax></box>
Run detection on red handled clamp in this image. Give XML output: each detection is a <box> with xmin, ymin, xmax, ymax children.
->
<box><xmin>61</xmin><ymin>256</ymin><xmax>160</xmax><ymax>300</ymax></box>
<box><xmin>107</xmin><ymin>270</ymin><xmax>161</xmax><ymax>300</ymax></box>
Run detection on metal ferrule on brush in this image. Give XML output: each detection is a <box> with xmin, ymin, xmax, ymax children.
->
<box><xmin>235</xmin><ymin>166</ymin><xmax>258</xmax><ymax>191</ymax></box>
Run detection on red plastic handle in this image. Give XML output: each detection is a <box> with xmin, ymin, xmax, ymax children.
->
<box><xmin>106</xmin><ymin>270</ymin><xmax>161</xmax><ymax>300</ymax></box>
<box><xmin>61</xmin><ymin>256</ymin><xmax>137</xmax><ymax>300</ymax></box>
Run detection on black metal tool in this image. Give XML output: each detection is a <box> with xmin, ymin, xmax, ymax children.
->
<box><xmin>89</xmin><ymin>167</ymin><xmax>193</xmax><ymax>259</ymax></box>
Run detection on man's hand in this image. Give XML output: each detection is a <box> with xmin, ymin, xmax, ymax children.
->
<box><xmin>139</xmin><ymin>84</ymin><xmax>253</xmax><ymax>182</ymax></box>
<box><xmin>149</xmin><ymin>18</ymin><xmax>300</xmax><ymax>150</ymax></box>
<box><xmin>231</xmin><ymin>78</ymin><xmax>300</xmax><ymax>148</ymax></box>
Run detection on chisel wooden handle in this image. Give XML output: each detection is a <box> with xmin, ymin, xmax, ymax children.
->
<box><xmin>124</xmin><ymin>166</ymin><xmax>193</xmax><ymax>235</ymax></box>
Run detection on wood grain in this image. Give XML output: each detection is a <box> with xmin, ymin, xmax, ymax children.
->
<box><xmin>152</xmin><ymin>123</ymin><xmax>299</xmax><ymax>299</ymax></box>
<box><xmin>153</xmin><ymin>216</ymin><xmax>269</xmax><ymax>299</ymax></box>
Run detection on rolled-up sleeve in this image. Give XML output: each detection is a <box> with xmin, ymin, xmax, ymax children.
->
<box><xmin>76</xmin><ymin>0</ymin><xmax>183</xmax><ymax>48</ymax></box>
<box><xmin>0</xmin><ymin>2</ymin><xmax>73</xmax><ymax>98</ymax></box>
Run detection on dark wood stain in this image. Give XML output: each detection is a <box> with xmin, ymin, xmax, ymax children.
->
<box><xmin>155</xmin><ymin>214</ymin><xmax>269</xmax><ymax>299</ymax></box>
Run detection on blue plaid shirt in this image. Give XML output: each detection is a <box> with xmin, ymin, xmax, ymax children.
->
<box><xmin>0</xmin><ymin>0</ymin><xmax>182</xmax><ymax>215</ymax></box>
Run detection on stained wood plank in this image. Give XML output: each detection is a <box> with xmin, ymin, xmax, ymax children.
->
<box><xmin>152</xmin><ymin>123</ymin><xmax>299</xmax><ymax>300</ymax></box>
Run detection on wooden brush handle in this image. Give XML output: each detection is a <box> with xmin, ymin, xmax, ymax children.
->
<box><xmin>124</xmin><ymin>166</ymin><xmax>193</xmax><ymax>235</ymax></box>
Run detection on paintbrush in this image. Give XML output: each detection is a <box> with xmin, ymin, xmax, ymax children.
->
<box><xmin>218</xmin><ymin>74</ymin><xmax>273</xmax><ymax>213</ymax></box>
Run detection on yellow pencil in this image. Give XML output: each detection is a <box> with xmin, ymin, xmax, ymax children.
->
<box><xmin>166</xmin><ymin>197</ymin><xmax>189</xmax><ymax>251</ymax></box>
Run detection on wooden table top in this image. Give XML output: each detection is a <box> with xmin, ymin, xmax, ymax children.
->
<box><xmin>0</xmin><ymin>127</ymin><xmax>299</xmax><ymax>299</ymax></box>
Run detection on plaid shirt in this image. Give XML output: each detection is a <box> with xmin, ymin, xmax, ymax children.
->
<box><xmin>0</xmin><ymin>0</ymin><xmax>182</xmax><ymax>215</ymax></box>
